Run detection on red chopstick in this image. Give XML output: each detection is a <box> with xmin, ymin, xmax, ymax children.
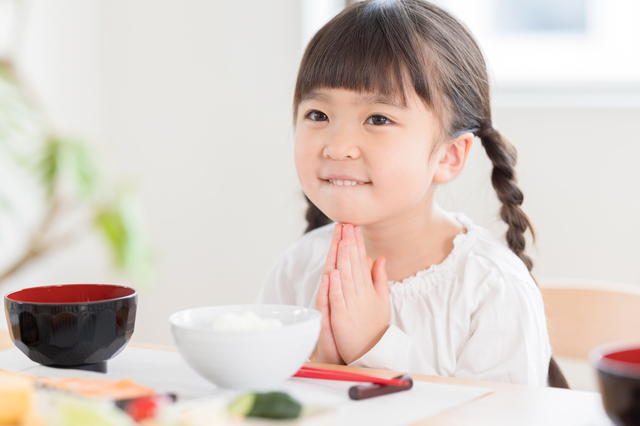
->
<box><xmin>294</xmin><ymin>366</ymin><xmax>410</xmax><ymax>387</ymax></box>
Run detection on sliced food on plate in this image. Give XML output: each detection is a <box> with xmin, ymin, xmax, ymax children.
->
<box><xmin>0</xmin><ymin>369</ymin><xmax>317</xmax><ymax>425</ymax></box>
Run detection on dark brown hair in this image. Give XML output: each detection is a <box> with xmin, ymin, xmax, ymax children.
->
<box><xmin>293</xmin><ymin>0</ymin><xmax>568</xmax><ymax>388</ymax></box>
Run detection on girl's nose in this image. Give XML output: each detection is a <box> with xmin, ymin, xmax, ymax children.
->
<box><xmin>322</xmin><ymin>125</ymin><xmax>361</xmax><ymax>160</ymax></box>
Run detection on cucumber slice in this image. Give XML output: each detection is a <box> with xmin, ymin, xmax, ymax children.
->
<box><xmin>229</xmin><ymin>392</ymin><xmax>302</xmax><ymax>419</ymax></box>
<box><xmin>228</xmin><ymin>393</ymin><xmax>257</xmax><ymax>416</ymax></box>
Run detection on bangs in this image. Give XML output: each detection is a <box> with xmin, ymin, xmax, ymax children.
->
<box><xmin>293</xmin><ymin>1</ymin><xmax>435</xmax><ymax>120</ymax></box>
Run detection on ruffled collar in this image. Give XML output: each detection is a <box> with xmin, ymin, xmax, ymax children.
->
<box><xmin>387</xmin><ymin>212</ymin><xmax>478</xmax><ymax>287</ymax></box>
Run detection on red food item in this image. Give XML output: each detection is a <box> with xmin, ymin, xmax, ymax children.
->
<box><xmin>125</xmin><ymin>397</ymin><xmax>160</xmax><ymax>423</ymax></box>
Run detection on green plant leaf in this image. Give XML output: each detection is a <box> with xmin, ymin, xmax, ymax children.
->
<box><xmin>94</xmin><ymin>190</ymin><xmax>152</xmax><ymax>286</ymax></box>
<box><xmin>37</xmin><ymin>137</ymin><xmax>99</xmax><ymax>200</ymax></box>
<box><xmin>39</xmin><ymin>137</ymin><xmax>61</xmax><ymax>198</ymax></box>
<box><xmin>95</xmin><ymin>207</ymin><xmax>128</xmax><ymax>268</ymax></box>
<box><xmin>0</xmin><ymin>54</ymin><xmax>151</xmax><ymax>288</ymax></box>
<box><xmin>69</xmin><ymin>142</ymin><xmax>98</xmax><ymax>198</ymax></box>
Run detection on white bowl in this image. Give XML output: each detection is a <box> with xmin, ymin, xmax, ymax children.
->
<box><xmin>169</xmin><ymin>304</ymin><xmax>321</xmax><ymax>390</ymax></box>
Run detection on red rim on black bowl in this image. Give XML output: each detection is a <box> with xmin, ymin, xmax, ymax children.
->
<box><xmin>4</xmin><ymin>284</ymin><xmax>137</xmax><ymax>373</ymax></box>
<box><xmin>590</xmin><ymin>341</ymin><xmax>640</xmax><ymax>426</ymax></box>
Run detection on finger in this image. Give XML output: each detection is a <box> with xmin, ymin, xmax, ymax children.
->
<box><xmin>322</xmin><ymin>223</ymin><xmax>342</xmax><ymax>276</ymax></box>
<box><xmin>315</xmin><ymin>276</ymin><xmax>334</xmax><ymax>336</ymax></box>
<box><xmin>354</xmin><ymin>225</ymin><xmax>373</xmax><ymax>287</ymax></box>
<box><xmin>322</xmin><ymin>240</ymin><xmax>339</xmax><ymax>276</ymax></box>
<box><xmin>332</xmin><ymin>222</ymin><xmax>342</xmax><ymax>244</ymax></box>
<box><xmin>336</xmin><ymin>237</ymin><xmax>355</xmax><ymax>304</ymax></box>
<box><xmin>371</xmin><ymin>257</ymin><xmax>389</xmax><ymax>300</ymax></box>
<box><xmin>328</xmin><ymin>269</ymin><xmax>346</xmax><ymax>310</ymax></box>
<box><xmin>367</xmin><ymin>256</ymin><xmax>374</xmax><ymax>272</ymax></box>
<box><xmin>315</xmin><ymin>274</ymin><xmax>329</xmax><ymax>312</ymax></box>
<box><xmin>345</xmin><ymin>224</ymin><xmax>365</xmax><ymax>295</ymax></box>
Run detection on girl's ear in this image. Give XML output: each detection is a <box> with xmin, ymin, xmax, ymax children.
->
<box><xmin>433</xmin><ymin>132</ymin><xmax>474</xmax><ymax>183</ymax></box>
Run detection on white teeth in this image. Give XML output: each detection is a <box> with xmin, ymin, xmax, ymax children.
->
<box><xmin>329</xmin><ymin>179</ymin><xmax>365</xmax><ymax>186</ymax></box>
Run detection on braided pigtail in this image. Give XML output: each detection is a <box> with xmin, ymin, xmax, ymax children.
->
<box><xmin>479</xmin><ymin>126</ymin><xmax>570</xmax><ymax>389</ymax></box>
<box><xmin>304</xmin><ymin>195</ymin><xmax>332</xmax><ymax>234</ymax></box>
<box><xmin>478</xmin><ymin>127</ymin><xmax>535</xmax><ymax>271</ymax></box>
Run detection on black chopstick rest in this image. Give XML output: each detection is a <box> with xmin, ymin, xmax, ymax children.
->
<box><xmin>348</xmin><ymin>374</ymin><xmax>413</xmax><ymax>400</ymax></box>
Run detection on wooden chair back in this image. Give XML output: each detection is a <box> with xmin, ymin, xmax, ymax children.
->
<box><xmin>540</xmin><ymin>280</ymin><xmax>640</xmax><ymax>360</ymax></box>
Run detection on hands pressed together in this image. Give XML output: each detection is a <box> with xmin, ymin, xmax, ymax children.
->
<box><xmin>311</xmin><ymin>223</ymin><xmax>390</xmax><ymax>365</ymax></box>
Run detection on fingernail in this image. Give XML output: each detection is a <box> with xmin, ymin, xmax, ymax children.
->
<box><xmin>348</xmin><ymin>225</ymin><xmax>354</xmax><ymax>235</ymax></box>
<box><xmin>355</xmin><ymin>225</ymin><xmax>362</xmax><ymax>235</ymax></box>
<box><xmin>344</xmin><ymin>240</ymin><xmax>350</xmax><ymax>251</ymax></box>
<box><xmin>322</xmin><ymin>274</ymin><xmax>328</xmax><ymax>285</ymax></box>
<box><xmin>332</xmin><ymin>270</ymin><xmax>340</xmax><ymax>279</ymax></box>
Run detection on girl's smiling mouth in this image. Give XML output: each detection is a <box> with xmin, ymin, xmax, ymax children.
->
<box><xmin>326</xmin><ymin>179</ymin><xmax>369</xmax><ymax>186</ymax></box>
<box><xmin>321</xmin><ymin>174</ymin><xmax>371</xmax><ymax>186</ymax></box>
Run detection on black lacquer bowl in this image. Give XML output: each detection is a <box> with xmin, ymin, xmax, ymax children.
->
<box><xmin>4</xmin><ymin>284</ymin><xmax>137</xmax><ymax>373</ymax></box>
<box><xmin>590</xmin><ymin>342</ymin><xmax>640</xmax><ymax>426</ymax></box>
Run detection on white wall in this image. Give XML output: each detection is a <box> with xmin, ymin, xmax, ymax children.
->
<box><xmin>103</xmin><ymin>0</ymin><xmax>305</xmax><ymax>345</ymax></box>
<box><xmin>1</xmin><ymin>0</ymin><xmax>639</xmax><ymax>346</ymax></box>
<box><xmin>1</xmin><ymin>0</ymin><xmax>306</xmax><ymax>346</ymax></box>
<box><xmin>437</xmin><ymin>107</ymin><xmax>640</xmax><ymax>286</ymax></box>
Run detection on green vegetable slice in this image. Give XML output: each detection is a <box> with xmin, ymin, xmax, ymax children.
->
<box><xmin>229</xmin><ymin>392</ymin><xmax>302</xmax><ymax>419</ymax></box>
<box><xmin>228</xmin><ymin>392</ymin><xmax>257</xmax><ymax>417</ymax></box>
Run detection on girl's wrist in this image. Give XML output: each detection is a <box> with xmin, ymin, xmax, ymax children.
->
<box><xmin>343</xmin><ymin>324</ymin><xmax>390</xmax><ymax>365</ymax></box>
<box><xmin>309</xmin><ymin>346</ymin><xmax>345</xmax><ymax>365</ymax></box>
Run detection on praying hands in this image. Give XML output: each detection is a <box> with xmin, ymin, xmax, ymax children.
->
<box><xmin>310</xmin><ymin>223</ymin><xmax>390</xmax><ymax>365</ymax></box>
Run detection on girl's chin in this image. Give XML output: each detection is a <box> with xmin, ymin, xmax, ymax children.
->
<box><xmin>317</xmin><ymin>207</ymin><xmax>371</xmax><ymax>225</ymax></box>
<box><xmin>310</xmin><ymin>190</ymin><xmax>375</xmax><ymax>224</ymax></box>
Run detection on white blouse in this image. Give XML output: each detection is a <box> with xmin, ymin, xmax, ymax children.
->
<box><xmin>256</xmin><ymin>212</ymin><xmax>552</xmax><ymax>387</ymax></box>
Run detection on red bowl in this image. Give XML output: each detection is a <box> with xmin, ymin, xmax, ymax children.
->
<box><xmin>590</xmin><ymin>341</ymin><xmax>640</xmax><ymax>426</ymax></box>
<box><xmin>4</xmin><ymin>284</ymin><xmax>137</xmax><ymax>373</ymax></box>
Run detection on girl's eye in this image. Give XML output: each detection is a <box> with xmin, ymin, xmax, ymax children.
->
<box><xmin>306</xmin><ymin>110</ymin><xmax>329</xmax><ymax>121</ymax></box>
<box><xmin>366</xmin><ymin>115</ymin><xmax>392</xmax><ymax>125</ymax></box>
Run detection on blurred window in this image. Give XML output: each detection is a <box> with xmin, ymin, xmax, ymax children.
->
<box><xmin>435</xmin><ymin>0</ymin><xmax>640</xmax><ymax>105</ymax></box>
<box><xmin>300</xmin><ymin>0</ymin><xmax>345</xmax><ymax>52</ymax></box>
<box><xmin>495</xmin><ymin>0</ymin><xmax>587</xmax><ymax>33</ymax></box>
<box><xmin>300</xmin><ymin>0</ymin><xmax>640</xmax><ymax>106</ymax></box>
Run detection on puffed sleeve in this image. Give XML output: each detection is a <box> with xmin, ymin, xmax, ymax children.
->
<box><xmin>453</xmin><ymin>278</ymin><xmax>551</xmax><ymax>386</ymax></box>
<box><xmin>256</xmin><ymin>226</ymin><xmax>333</xmax><ymax>307</ymax></box>
<box><xmin>348</xmin><ymin>325</ymin><xmax>439</xmax><ymax>375</ymax></box>
<box><xmin>255</xmin><ymin>249</ymin><xmax>297</xmax><ymax>305</ymax></box>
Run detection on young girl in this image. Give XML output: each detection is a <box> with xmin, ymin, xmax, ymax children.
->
<box><xmin>257</xmin><ymin>0</ymin><xmax>568</xmax><ymax>388</ymax></box>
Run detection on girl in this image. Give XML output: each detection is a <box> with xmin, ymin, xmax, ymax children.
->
<box><xmin>257</xmin><ymin>0</ymin><xmax>568</xmax><ymax>388</ymax></box>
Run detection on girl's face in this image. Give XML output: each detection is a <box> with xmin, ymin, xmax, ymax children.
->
<box><xmin>294</xmin><ymin>87</ymin><xmax>443</xmax><ymax>225</ymax></box>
